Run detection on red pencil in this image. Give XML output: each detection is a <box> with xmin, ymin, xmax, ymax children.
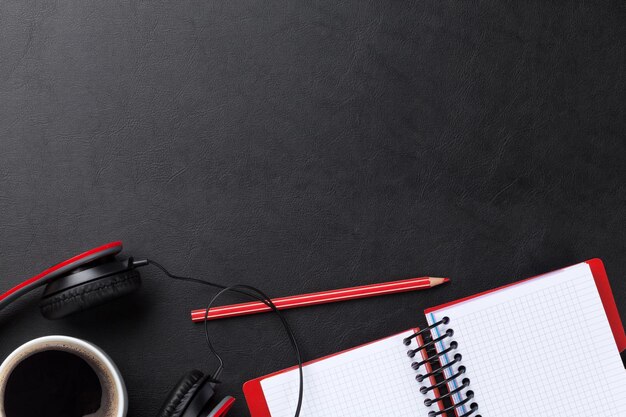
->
<box><xmin>191</xmin><ymin>276</ymin><xmax>449</xmax><ymax>322</ymax></box>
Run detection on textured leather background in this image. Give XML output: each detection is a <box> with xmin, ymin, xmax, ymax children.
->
<box><xmin>0</xmin><ymin>0</ymin><xmax>624</xmax><ymax>415</ymax></box>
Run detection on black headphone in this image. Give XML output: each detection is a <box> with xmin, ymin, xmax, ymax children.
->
<box><xmin>0</xmin><ymin>242</ymin><xmax>303</xmax><ymax>417</ymax></box>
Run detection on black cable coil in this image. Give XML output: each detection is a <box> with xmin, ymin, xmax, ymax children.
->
<box><xmin>403</xmin><ymin>317</ymin><xmax>481</xmax><ymax>417</ymax></box>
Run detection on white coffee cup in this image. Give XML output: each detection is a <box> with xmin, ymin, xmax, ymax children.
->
<box><xmin>0</xmin><ymin>335</ymin><xmax>128</xmax><ymax>417</ymax></box>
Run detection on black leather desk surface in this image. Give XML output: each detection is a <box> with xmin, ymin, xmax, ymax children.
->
<box><xmin>0</xmin><ymin>0</ymin><xmax>624</xmax><ymax>415</ymax></box>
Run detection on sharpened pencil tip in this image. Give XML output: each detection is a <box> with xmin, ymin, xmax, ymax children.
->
<box><xmin>429</xmin><ymin>277</ymin><xmax>450</xmax><ymax>287</ymax></box>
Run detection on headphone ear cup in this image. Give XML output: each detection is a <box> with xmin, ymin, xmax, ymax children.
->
<box><xmin>156</xmin><ymin>370</ymin><xmax>208</xmax><ymax>417</ymax></box>
<box><xmin>39</xmin><ymin>269</ymin><xmax>141</xmax><ymax>320</ymax></box>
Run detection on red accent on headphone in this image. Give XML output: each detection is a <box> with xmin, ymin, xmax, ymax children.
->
<box><xmin>211</xmin><ymin>397</ymin><xmax>235</xmax><ymax>417</ymax></box>
<box><xmin>0</xmin><ymin>241</ymin><xmax>123</xmax><ymax>303</ymax></box>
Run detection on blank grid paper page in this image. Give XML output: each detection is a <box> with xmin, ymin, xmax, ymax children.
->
<box><xmin>260</xmin><ymin>330</ymin><xmax>432</xmax><ymax>417</ymax></box>
<box><xmin>427</xmin><ymin>263</ymin><xmax>626</xmax><ymax>417</ymax></box>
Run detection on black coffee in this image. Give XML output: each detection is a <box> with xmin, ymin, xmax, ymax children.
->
<box><xmin>5</xmin><ymin>350</ymin><xmax>102</xmax><ymax>417</ymax></box>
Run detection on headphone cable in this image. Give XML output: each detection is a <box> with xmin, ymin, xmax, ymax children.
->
<box><xmin>142</xmin><ymin>259</ymin><xmax>304</xmax><ymax>417</ymax></box>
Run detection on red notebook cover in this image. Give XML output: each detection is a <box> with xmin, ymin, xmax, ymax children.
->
<box><xmin>244</xmin><ymin>259</ymin><xmax>626</xmax><ymax>416</ymax></box>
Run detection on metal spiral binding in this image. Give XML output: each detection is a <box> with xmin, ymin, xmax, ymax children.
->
<box><xmin>404</xmin><ymin>317</ymin><xmax>481</xmax><ymax>417</ymax></box>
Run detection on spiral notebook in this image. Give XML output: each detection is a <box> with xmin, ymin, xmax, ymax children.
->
<box><xmin>244</xmin><ymin>259</ymin><xmax>626</xmax><ymax>416</ymax></box>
